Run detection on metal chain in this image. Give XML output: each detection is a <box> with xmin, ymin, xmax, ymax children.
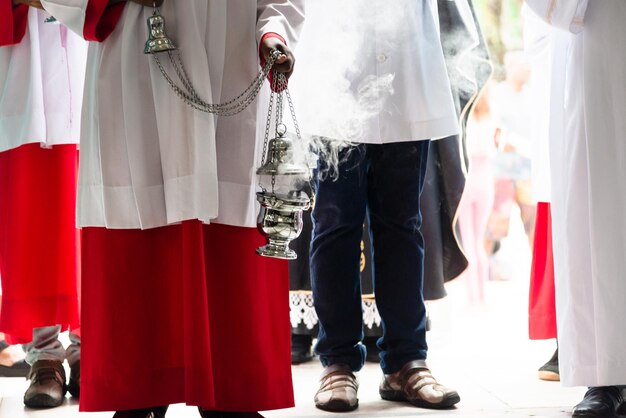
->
<box><xmin>152</xmin><ymin>49</ymin><xmax>282</xmax><ymax>116</ymax></box>
<box><xmin>285</xmin><ymin>88</ymin><xmax>302</xmax><ymax>140</ymax></box>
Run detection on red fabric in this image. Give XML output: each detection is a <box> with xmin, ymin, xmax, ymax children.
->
<box><xmin>260</xmin><ymin>32</ymin><xmax>288</xmax><ymax>92</ymax></box>
<box><xmin>80</xmin><ymin>222</ymin><xmax>293</xmax><ymax>412</ymax></box>
<box><xmin>0</xmin><ymin>1</ymin><xmax>28</xmax><ymax>46</ymax></box>
<box><xmin>528</xmin><ymin>202</ymin><xmax>557</xmax><ymax>340</ymax></box>
<box><xmin>84</xmin><ymin>0</ymin><xmax>125</xmax><ymax>42</ymax></box>
<box><xmin>0</xmin><ymin>143</ymin><xmax>80</xmax><ymax>344</ymax></box>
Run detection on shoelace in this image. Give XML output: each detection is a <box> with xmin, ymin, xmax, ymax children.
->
<box><xmin>31</xmin><ymin>367</ymin><xmax>64</xmax><ymax>386</ymax></box>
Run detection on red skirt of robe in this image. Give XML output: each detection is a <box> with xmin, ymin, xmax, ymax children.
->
<box><xmin>0</xmin><ymin>143</ymin><xmax>80</xmax><ymax>344</ymax></box>
<box><xmin>80</xmin><ymin>222</ymin><xmax>293</xmax><ymax>412</ymax></box>
<box><xmin>528</xmin><ymin>202</ymin><xmax>557</xmax><ymax>340</ymax></box>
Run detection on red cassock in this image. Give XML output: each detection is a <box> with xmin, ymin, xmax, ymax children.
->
<box><xmin>81</xmin><ymin>223</ymin><xmax>292</xmax><ymax>412</ymax></box>
<box><xmin>37</xmin><ymin>0</ymin><xmax>298</xmax><ymax>411</ymax></box>
<box><xmin>528</xmin><ymin>202</ymin><xmax>557</xmax><ymax>340</ymax></box>
<box><xmin>0</xmin><ymin>3</ymin><xmax>80</xmax><ymax>344</ymax></box>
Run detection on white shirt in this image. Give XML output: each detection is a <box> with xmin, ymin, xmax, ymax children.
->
<box><xmin>290</xmin><ymin>0</ymin><xmax>459</xmax><ymax>144</ymax></box>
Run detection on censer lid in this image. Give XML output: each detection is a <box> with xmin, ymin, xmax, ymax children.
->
<box><xmin>256</xmin><ymin>132</ymin><xmax>310</xmax><ymax>176</ymax></box>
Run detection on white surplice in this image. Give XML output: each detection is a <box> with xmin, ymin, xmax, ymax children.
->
<box><xmin>525</xmin><ymin>0</ymin><xmax>626</xmax><ymax>386</ymax></box>
<box><xmin>0</xmin><ymin>9</ymin><xmax>87</xmax><ymax>152</ymax></box>
<box><xmin>41</xmin><ymin>0</ymin><xmax>304</xmax><ymax>229</ymax></box>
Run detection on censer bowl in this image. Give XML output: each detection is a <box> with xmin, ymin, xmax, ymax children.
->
<box><xmin>256</xmin><ymin>191</ymin><xmax>311</xmax><ymax>260</ymax></box>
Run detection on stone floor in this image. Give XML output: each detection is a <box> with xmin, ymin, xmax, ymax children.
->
<box><xmin>0</xmin><ymin>212</ymin><xmax>590</xmax><ymax>418</ymax></box>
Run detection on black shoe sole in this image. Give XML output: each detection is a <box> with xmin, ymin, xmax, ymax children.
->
<box><xmin>380</xmin><ymin>389</ymin><xmax>461</xmax><ymax>409</ymax></box>
<box><xmin>0</xmin><ymin>361</ymin><xmax>30</xmax><ymax>378</ymax></box>
<box><xmin>24</xmin><ymin>393</ymin><xmax>65</xmax><ymax>409</ymax></box>
<box><xmin>572</xmin><ymin>412</ymin><xmax>617</xmax><ymax>418</ymax></box>
<box><xmin>315</xmin><ymin>399</ymin><xmax>359</xmax><ymax>412</ymax></box>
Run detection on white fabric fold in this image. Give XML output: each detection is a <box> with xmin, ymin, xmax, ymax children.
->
<box><xmin>0</xmin><ymin>9</ymin><xmax>87</xmax><ymax>152</ymax></box>
<box><xmin>525</xmin><ymin>0</ymin><xmax>588</xmax><ymax>33</ymax></box>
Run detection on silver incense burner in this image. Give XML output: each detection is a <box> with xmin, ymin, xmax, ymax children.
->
<box><xmin>255</xmin><ymin>74</ymin><xmax>314</xmax><ymax>260</ymax></box>
<box><xmin>143</xmin><ymin>2</ymin><xmax>314</xmax><ymax>259</ymax></box>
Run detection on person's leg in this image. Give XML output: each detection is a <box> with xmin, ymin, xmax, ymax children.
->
<box><xmin>22</xmin><ymin>325</ymin><xmax>67</xmax><ymax>408</ymax></box>
<box><xmin>515</xmin><ymin>180</ymin><xmax>537</xmax><ymax>248</ymax></box>
<box><xmin>474</xmin><ymin>184</ymin><xmax>495</xmax><ymax>287</ymax></box>
<box><xmin>311</xmin><ymin>145</ymin><xmax>369</xmax><ymax>371</ymax></box>
<box><xmin>311</xmin><ymin>145</ymin><xmax>368</xmax><ymax>412</ymax></box>
<box><xmin>367</xmin><ymin>141</ymin><xmax>430</xmax><ymax>374</ymax></box>
<box><xmin>66</xmin><ymin>332</ymin><xmax>81</xmax><ymax>397</ymax></box>
<box><xmin>22</xmin><ymin>326</ymin><xmax>65</xmax><ymax>365</ymax></box>
<box><xmin>458</xmin><ymin>195</ymin><xmax>481</xmax><ymax>304</ymax></box>
<box><xmin>470</xmin><ymin>167</ymin><xmax>496</xmax><ymax>301</ymax></box>
<box><xmin>369</xmin><ymin>141</ymin><xmax>460</xmax><ymax>409</ymax></box>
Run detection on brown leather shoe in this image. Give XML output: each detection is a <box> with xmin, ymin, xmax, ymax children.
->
<box><xmin>314</xmin><ymin>363</ymin><xmax>359</xmax><ymax>412</ymax></box>
<box><xmin>23</xmin><ymin>360</ymin><xmax>67</xmax><ymax>408</ymax></box>
<box><xmin>113</xmin><ymin>406</ymin><xmax>169</xmax><ymax>418</ymax></box>
<box><xmin>380</xmin><ymin>360</ymin><xmax>460</xmax><ymax>409</ymax></box>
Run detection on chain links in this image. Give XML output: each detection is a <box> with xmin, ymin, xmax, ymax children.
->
<box><xmin>152</xmin><ymin>49</ymin><xmax>282</xmax><ymax>116</ymax></box>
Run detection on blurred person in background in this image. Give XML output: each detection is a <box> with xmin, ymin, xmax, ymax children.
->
<box><xmin>1</xmin><ymin>1</ymin><xmax>85</xmax><ymax>408</ymax></box>
<box><xmin>457</xmin><ymin>84</ymin><xmax>498</xmax><ymax>305</ymax></box>
<box><xmin>487</xmin><ymin>51</ymin><xmax>536</xmax><ymax>280</ymax></box>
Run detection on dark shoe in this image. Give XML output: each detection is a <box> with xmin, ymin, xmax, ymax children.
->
<box><xmin>364</xmin><ymin>336</ymin><xmax>380</xmax><ymax>363</ymax></box>
<box><xmin>68</xmin><ymin>361</ymin><xmax>80</xmax><ymax>397</ymax></box>
<box><xmin>23</xmin><ymin>360</ymin><xmax>67</xmax><ymax>408</ymax></box>
<box><xmin>291</xmin><ymin>334</ymin><xmax>313</xmax><ymax>365</ymax></box>
<box><xmin>0</xmin><ymin>340</ymin><xmax>30</xmax><ymax>378</ymax></box>
<box><xmin>0</xmin><ymin>359</ymin><xmax>30</xmax><ymax>378</ymax></box>
<box><xmin>538</xmin><ymin>348</ymin><xmax>559</xmax><ymax>381</ymax></box>
<box><xmin>314</xmin><ymin>364</ymin><xmax>359</xmax><ymax>412</ymax></box>
<box><xmin>572</xmin><ymin>386</ymin><xmax>623</xmax><ymax>417</ymax></box>
<box><xmin>113</xmin><ymin>405</ymin><xmax>169</xmax><ymax>418</ymax></box>
<box><xmin>380</xmin><ymin>360</ymin><xmax>460</xmax><ymax>409</ymax></box>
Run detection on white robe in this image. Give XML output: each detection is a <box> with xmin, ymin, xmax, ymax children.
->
<box><xmin>525</xmin><ymin>0</ymin><xmax>626</xmax><ymax>386</ymax></box>
<box><xmin>0</xmin><ymin>9</ymin><xmax>87</xmax><ymax>152</ymax></box>
<box><xmin>40</xmin><ymin>0</ymin><xmax>305</xmax><ymax>229</ymax></box>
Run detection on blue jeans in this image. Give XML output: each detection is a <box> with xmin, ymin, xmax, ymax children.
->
<box><xmin>311</xmin><ymin>141</ymin><xmax>430</xmax><ymax>374</ymax></box>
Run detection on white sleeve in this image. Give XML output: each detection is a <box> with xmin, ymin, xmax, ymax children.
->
<box><xmin>524</xmin><ymin>0</ymin><xmax>588</xmax><ymax>33</ymax></box>
<box><xmin>256</xmin><ymin>0</ymin><xmax>305</xmax><ymax>47</ymax></box>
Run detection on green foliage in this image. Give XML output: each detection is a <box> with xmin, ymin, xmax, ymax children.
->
<box><xmin>473</xmin><ymin>0</ymin><xmax>524</xmax><ymax>79</ymax></box>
